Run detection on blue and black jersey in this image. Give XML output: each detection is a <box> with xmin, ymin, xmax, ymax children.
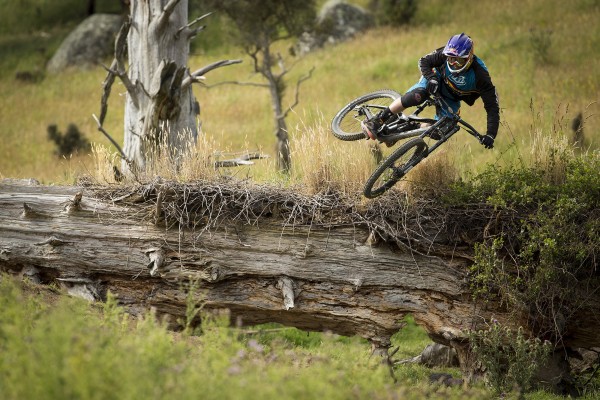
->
<box><xmin>418</xmin><ymin>47</ymin><xmax>500</xmax><ymax>138</ymax></box>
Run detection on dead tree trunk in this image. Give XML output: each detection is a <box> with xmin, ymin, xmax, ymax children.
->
<box><xmin>96</xmin><ymin>1</ymin><xmax>241</xmax><ymax>173</ymax></box>
<box><xmin>262</xmin><ymin>46</ymin><xmax>291</xmax><ymax>173</ymax></box>
<box><xmin>1</xmin><ymin>179</ymin><xmax>599</xmax><ymax>371</ymax></box>
<box><xmin>121</xmin><ymin>0</ymin><xmax>195</xmax><ymax>170</ymax></box>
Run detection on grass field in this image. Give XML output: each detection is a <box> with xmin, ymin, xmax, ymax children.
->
<box><xmin>0</xmin><ymin>0</ymin><xmax>598</xmax><ymax>184</ymax></box>
<box><xmin>5</xmin><ymin>275</ymin><xmax>591</xmax><ymax>400</ymax></box>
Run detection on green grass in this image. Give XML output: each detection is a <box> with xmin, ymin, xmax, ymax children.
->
<box><xmin>0</xmin><ymin>0</ymin><xmax>598</xmax><ymax>183</ymax></box>
<box><xmin>0</xmin><ymin>276</ymin><xmax>497</xmax><ymax>400</ymax></box>
<box><xmin>3</xmin><ymin>274</ymin><xmax>594</xmax><ymax>399</ymax></box>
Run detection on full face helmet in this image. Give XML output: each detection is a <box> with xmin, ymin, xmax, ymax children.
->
<box><xmin>443</xmin><ymin>33</ymin><xmax>474</xmax><ymax>74</ymax></box>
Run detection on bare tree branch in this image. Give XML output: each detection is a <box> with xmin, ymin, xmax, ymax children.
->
<box><xmin>274</xmin><ymin>54</ymin><xmax>302</xmax><ymax>81</ymax></box>
<box><xmin>114</xmin><ymin>18</ymin><xmax>130</xmax><ymax>63</ymax></box>
<box><xmin>176</xmin><ymin>11</ymin><xmax>213</xmax><ymax>38</ymax></box>
<box><xmin>283</xmin><ymin>66</ymin><xmax>315</xmax><ymax>118</ymax></box>
<box><xmin>98</xmin><ymin>20</ymin><xmax>133</xmax><ymax>126</ymax></box>
<box><xmin>157</xmin><ymin>0</ymin><xmax>181</xmax><ymax>31</ymax></box>
<box><xmin>203</xmin><ymin>81</ymin><xmax>269</xmax><ymax>89</ymax></box>
<box><xmin>92</xmin><ymin>114</ymin><xmax>129</xmax><ymax>163</ymax></box>
<box><xmin>98</xmin><ymin>60</ymin><xmax>118</xmax><ymax>126</ymax></box>
<box><xmin>181</xmin><ymin>59</ymin><xmax>243</xmax><ymax>89</ymax></box>
<box><xmin>186</xmin><ymin>25</ymin><xmax>206</xmax><ymax>40</ymax></box>
<box><xmin>214</xmin><ymin>152</ymin><xmax>269</xmax><ymax>168</ymax></box>
<box><xmin>247</xmin><ymin>48</ymin><xmax>261</xmax><ymax>74</ymax></box>
<box><xmin>101</xmin><ymin>64</ymin><xmax>139</xmax><ymax>108</ymax></box>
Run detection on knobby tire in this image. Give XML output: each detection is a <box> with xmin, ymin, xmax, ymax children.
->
<box><xmin>331</xmin><ymin>89</ymin><xmax>400</xmax><ymax>141</ymax></box>
<box><xmin>363</xmin><ymin>138</ymin><xmax>428</xmax><ymax>198</ymax></box>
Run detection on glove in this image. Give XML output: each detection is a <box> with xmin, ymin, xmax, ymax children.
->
<box><xmin>480</xmin><ymin>134</ymin><xmax>495</xmax><ymax>149</ymax></box>
<box><xmin>426</xmin><ymin>78</ymin><xmax>439</xmax><ymax>95</ymax></box>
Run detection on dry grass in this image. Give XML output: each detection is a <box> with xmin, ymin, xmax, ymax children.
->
<box><xmin>0</xmin><ymin>0</ymin><xmax>598</xmax><ymax>187</ymax></box>
<box><xmin>528</xmin><ymin>104</ymin><xmax>579</xmax><ymax>185</ymax></box>
<box><xmin>290</xmin><ymin>113</ymin><xmax>376</xmax><ymax>195</ymax></box>
<box><xmin>402</xmin><ymin>148</ymin><xmax>459</xmax><ymax>198</ymax></box>
<box><xmin>91</xmin><ymin>129</ymin><xmax>227</xmax><ymax>184</ymax></box>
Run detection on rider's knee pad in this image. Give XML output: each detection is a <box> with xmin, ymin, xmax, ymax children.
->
<box><xmin>401</xmin><ymin>88</ymin><xmax>428</xmax><ymax>108</ymax></box>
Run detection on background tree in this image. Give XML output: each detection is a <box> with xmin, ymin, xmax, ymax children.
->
<box><xmin>97</xmin><ymin>0</ymin><xmax>240</xmax><ymax>174</ymax></box>
<box><xmin>210</xmin><ymin>0</ymin><xmax>316</xmax><ymax>173</ymax></box>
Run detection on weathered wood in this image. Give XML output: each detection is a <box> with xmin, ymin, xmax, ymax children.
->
<box><xmin>1</xmin><ymin>179</ymin><xmax>599</xmax><ymax>366</ymax></box>
<box><xmin>116</xmin><ymin>1</ymin><xmax>242</xmax><ymax>173</ymax></box>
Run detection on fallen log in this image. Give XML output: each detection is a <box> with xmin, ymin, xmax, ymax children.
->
<box><xmin>0</xmin><ymin>178</ymin><xmax>598</xmax><ymax>376</ymax></box>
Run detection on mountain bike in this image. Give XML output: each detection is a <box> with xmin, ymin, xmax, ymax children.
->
<box><xmin>331</xmin><ymin>89</ymin><xmax>487</xmax><ymax>198</ymax></box>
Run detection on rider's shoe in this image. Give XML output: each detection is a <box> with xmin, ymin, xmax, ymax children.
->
<box><xmin>362</xmin><ymin>118</ymin><xmax>383</xmax><ymax>140</ymax></box>
<box><xmin>363</xmin><ymin>108</ymin><xmax>394</xmax><ymax>140</ymax></box>
<box><xmin>397</xmin><ymin>113</ymin><xmax>409</xmax><ymax>122</ymax></box>
<box><xmin>427</xmin><ymin>130</ymin><xmax>441</xmax><ymax>140</ymax></box>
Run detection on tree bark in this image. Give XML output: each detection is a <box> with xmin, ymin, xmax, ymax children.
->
<box><xmin>123</xmin><ymin>0</ymin><xmax>198</xmax><ymax>172</ymax></box>
<box><xmin>1</xmin><ymin>179</ymin><xmax>599</xmax><ymax>371</ymax></box>
<box><xmin>262</xmin><ymin>46</ymin><xmax>291</xmax><ymax>173</ymax></box>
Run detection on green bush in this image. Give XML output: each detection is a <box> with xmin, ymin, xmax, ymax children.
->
<box><xmin>369</xmin><ymin>0</ymin><xmax>418</xmax><ymax>26</ymax></box>
<box><xmin>47</xmin><ymin>124</ymin><xmax>91</xmax><ymax>157</ymax></box>
<box><xmin>457</xmin><ymin>150</ymin><xmax>600</xmax><ymax>342</ymax></box>
<box><xmin>470</xmin><ymin>323</ymin><xmax>552</xmax><ymax>394</ymax></box>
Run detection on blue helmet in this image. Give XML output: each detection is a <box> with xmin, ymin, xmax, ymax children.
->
<box><xmin>443</xmin><ymin>33</ymin><xmax>474</xmax><ymax>74</ymax></box>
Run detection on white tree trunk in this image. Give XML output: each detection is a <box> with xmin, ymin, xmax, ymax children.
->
<box><xmin>123</xmin><ymin>0</ymin><xmax>198</xmax><ymax>172</ymax></box>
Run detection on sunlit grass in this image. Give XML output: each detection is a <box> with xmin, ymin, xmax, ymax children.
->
<box><xmin>0</xmin><ymin>276</ymin><xmax>496</xmax><ymax>400</ymax></box>
<box><xmin>290</xmin><ymin>111</ymin><xmax>376</xmax><ymax>195</ymax></box>
<box><xmin>0</xmin><ymin>0</ymin><xmax>598</xmax><ymax>186</ymax></box>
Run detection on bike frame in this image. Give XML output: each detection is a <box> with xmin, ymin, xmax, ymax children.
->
<box><xmin>359</xmin><ymin>95</ymin><xmax>484</xmax><ymax>146</ymax></box>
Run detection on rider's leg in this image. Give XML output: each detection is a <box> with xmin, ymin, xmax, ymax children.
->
<box><xmin>399</xmin><ymin>87</ymin><xmax>433</xmax><ymax>131</ymax></box>
<box><xmin>366</xmin><ymin>87</ymin><xmax>421</xmax><ymax>129</ymax></box>
<box><xmin>376</xmin><ymin>88</ymin><xmax>430</xmax><ymax>147</ymax></box>
<box><xmin>364</xmin><ymin>78</ymin><xmax>430</xmax><ymax>140</ymax></box>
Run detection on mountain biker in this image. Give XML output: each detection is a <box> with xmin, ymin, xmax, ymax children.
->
<box><xmin>363</xmin><ymin>33</ymin><xmax>499</xmax><ymax>149</ymax></box>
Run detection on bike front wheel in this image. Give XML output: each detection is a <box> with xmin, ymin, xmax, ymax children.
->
<box><xmin>363</xmin><ymin>138</ymin><xmax>428</xmax><ymax>198</ymax></box>
<box><xmin>331</xmin><ymin>89</ymin><xmax>400</xmax><ymax>141</ymax></box>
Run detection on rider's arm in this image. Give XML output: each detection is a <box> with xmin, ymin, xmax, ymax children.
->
<box><xmin>474</xmin><ymin>64</ymin><xmax>500</xmax><ymax>138</ymax></box>
<box><xmin>418</xmin><ymin>47</ymin><xmax>446</xmax><ymax>80</ymax></box>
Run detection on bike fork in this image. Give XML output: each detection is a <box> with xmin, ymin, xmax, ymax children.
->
<box><xmin>424</xmin><ymin>125</ymin><xmax>460</xmax><ymax>156</ymax></box>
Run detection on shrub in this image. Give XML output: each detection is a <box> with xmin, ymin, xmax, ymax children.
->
<box><xmin>47</xmin><ymin>123</ymin><xmax>91</xmax><ymax>157</ymax></box>
<box><xmin>369</xmin><ymin>0</ymin><xmax>417</xmax><ymax>27</ymax></box>
<box><xmin>529</xmin><ymin>27</ymin><xmax>553</xmax><ymax>63</ymax></box>
<box><xmin>470</xmin><ymin>322</ymin><xmax>552</xmax><ymax>394</ymax></box>
<box><xmin>0</xmin><ymin>275</ymin><xmax>496</xmax><ymax>400</ymax></box>
<box><xmin>464</xmin><ymin>152</ymin><xmax>600</xmax><ymax>342</ymax></box>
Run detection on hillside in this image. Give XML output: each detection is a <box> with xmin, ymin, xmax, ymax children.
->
<box><xmin>0</xmin><ymin>0</ymin><xmax>598</xmax><ymax>184</ymax></box>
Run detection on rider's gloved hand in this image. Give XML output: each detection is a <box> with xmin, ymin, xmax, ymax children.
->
<box><xmin>426</xmin><ymin>78</ymin><xmax>439</xmax><ymax>95</ymax></box>
<box><xmin>480</xmin><ymin>134</ymin><xmax>495</xmax><ymax>149</ymax></box>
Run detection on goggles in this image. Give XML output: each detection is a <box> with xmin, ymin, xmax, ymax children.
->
<box><xmin>447</xmin><ymin>56</ymin><xmax>468</xmax><ymax>68</ymax></box>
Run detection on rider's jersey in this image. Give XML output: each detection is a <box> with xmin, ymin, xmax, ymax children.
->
<box><xmin>419</xmin><ymin>47</ymin><xmax>500</xmax><ymax>138</ymax></box>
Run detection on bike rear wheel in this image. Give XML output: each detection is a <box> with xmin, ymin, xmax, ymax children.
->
<box><xmin>331</xmin><ymin>89</ymin><xmax>400</xmax><ymax>141</ymax></box>
<box><xmin>363</xmin><ymin>138</ymin><xmax>428</xmax><ymax>198</ymax></box>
